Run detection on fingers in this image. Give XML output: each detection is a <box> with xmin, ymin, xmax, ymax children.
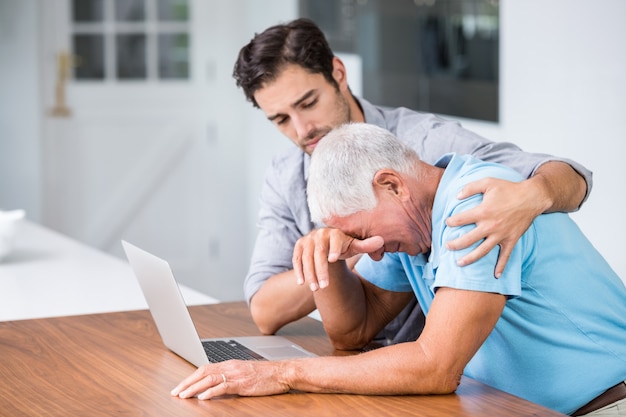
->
<box><xmin>327</xmin><ymin>233</ymin><xmax>346</xmax><ymax>263</ymax></box>
<box><xmin>292</xmin><ymin>243</ymin><xmax>305</xmax><ymax>286</ymax></box>
<box><xmin>293</xmin><ymin>229</ymin><xmax>354</xmax><ymax>292</ymax></box>
<box><xmin>445</xmin><ymin>225</ymin><xmax>484</xmax><ymax>253</ymax></box>
<box><xmin>352</xmin><ymin>235</ymin><xmax>385</xmax><ymax>255</ymax></box>
<box><xmin>172</xmin><ymin>361</ymin><xmax>290</xmax><ymax>400</ymax></box>
<box><xmin>292</xmin><ymin>229</ymin><xmax>385</xmax><ymax>292</ymax></box>
<box><xmin>446</xmin><ymin>206</ymin><xmax>478</xmax><ymax>228</ymax></box>
<box><xmin>197</xmin><ymin>377</ymin><xmax>229</xmax><ymax>400</ymax></box>
<box><xmin>447</xmin><ymin>232</ymin><xmax>514</xmax><ymax>278</ymax></box>
<box><xmin>455</xmin><ymin>178</ymin><xmax>490</xmax><ymax>201</ymax></box>
<box><xmin>293</xmin><ymin>233</ymin><xmax>329</xmax><ymax>291</ymax></box>
<box><xmin>171</xmin><ymin>367</ymin><xmax>228</xmax><ymax>400</ymax></box>
<box><xmin>447</xmin><ymin>177</ymin><xmax>536</xmax><ymax>278</ymax></box>
<box><xmin>450</xmin><ymin>234</ymin><xmax>499</xmax><ymax>268</ymax></box>
<box><xmin>493</xmin><ymin>243</ymin><xmax>513</xmax><ymax>278</ymax></box>
<box><xmin>312</xmin><ymin>238</ymin><xmax>330</xmax><ymax>290</ymax></box>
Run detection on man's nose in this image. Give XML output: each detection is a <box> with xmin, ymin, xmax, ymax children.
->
<box><xmin>293</xmin><ymin>115</ymin><xmax>313</xmax><ymax>140</ymax></box>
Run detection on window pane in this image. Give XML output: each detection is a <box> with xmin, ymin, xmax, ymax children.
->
<box><xmin>157</xmin><ymin>0</ymin><xmax>189</xmax><ymax>21</ymax></box>
<box><xmin>158</xmin><ymin>33</ymin><xmax>189</xmax><ymax>79</ymax></box>
<box><xmin>116</xmin><ymin>34</ymin><xmax>147</xmax><ymax>79</ymax></box>
<box><xmin>115</xmin><ymin>0</ymin><xmax>146</xmax><ymax>21</ymax></box>
<box><xmin>72</xmin><ymin>0</ymin><xmax>105</xmax><ymax>22</ymax></box>
<box><xmin>299</xmin><ymin>0</ymin><xmax>499</xmax><ymax>122</ymax></box>
<box><xmin>73</xmin><ymin>35</ymin><xmax>105</xmax><ymax>80</ymax></box>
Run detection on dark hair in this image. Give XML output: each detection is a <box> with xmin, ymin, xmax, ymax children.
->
<box><xmin>233</xmin><ymin>18</ymin><xmax>337</xmax><ymax>108</ymax></box>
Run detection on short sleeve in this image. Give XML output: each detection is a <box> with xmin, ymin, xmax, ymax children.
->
<box><xmin>433</xmin><ymin>197</ymin><xmax>523</xmax><ymax>298</ymax></box>
<box><xmin>355</xmin><ymin>252</ymin><xmax>414</xmax><ymax>292</ymax></box>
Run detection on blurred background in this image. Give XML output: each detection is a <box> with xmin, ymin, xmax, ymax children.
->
<box><xmin>1</xmin><ymin>0</ymin><xmax>625</xmax><ymax>301</ymax></box>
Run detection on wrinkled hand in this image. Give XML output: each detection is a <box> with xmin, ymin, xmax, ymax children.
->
<box><xmin>445</xmin><ymin>177</ymin><xmax>543</xmax><ymax>277</ymax></box>
<box><xmin>171</xmin><ymin>360</ymin><xmax>290</xmax><ymax>400</ymax></box>
<box><xmin>293</xmin><ymin>228</ymin><xmax>384</xmax><ymax>291</ymax></box>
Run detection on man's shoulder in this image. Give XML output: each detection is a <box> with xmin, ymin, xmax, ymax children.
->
<box><xmin>259</xmin><ymin>146</ymin><xmax>311</xmax><ymax>223</ymax></box>
<box><xmin>262</xmin><ymin>146</ymin><xmax>308</xmax><ymax>194</ymax></box>
<box><xmin>358</xmin><ymin>97</ymin><xmax>450</xmax><ymax>139</ymax></box>
<box><xmin>449</xmin><ymin>154</ymin><xmax>523</xmax><ymax>183</ymax></box>
<box><xmin>268</xmin><ymin>146</ymin><xmax>306</xmax><ymax>173</ymax></box>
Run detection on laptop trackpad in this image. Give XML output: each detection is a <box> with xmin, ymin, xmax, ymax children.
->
<box><xmin>257</xmin><ymin>346</ymin><xmax>315</xmax><ymax>360</ymax></box>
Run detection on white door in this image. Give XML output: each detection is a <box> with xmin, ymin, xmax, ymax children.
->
<box><xmin>39</xmin><ymin>0</ymin><xmax>229</xmax><ymax>297</ymax></box>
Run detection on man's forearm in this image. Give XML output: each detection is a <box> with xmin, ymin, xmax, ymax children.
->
<box><xmin>286</xmin><ymin>341</ymin><xmax>460</xmax><ymax>395</ymax></box>
<box><xmin>530</xmin><ymin>161</ymin><xmax>587</xmax><ymax>213</ymax></box>
<box><xmin>249</xmin><ymin>270</ymin><xmax>316</xmax><ymax>334</ymax></box>
<box><xmin>312</xmin><ymin>262</ymin><xmax>372</xmax><ymax>350</ymax></box>
<box><xmin>249</xmin><ymin>255</ymin><xmax>364</xmax><ymax>335</ymax></box>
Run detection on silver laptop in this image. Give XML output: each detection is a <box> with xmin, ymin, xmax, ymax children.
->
<box><xmin>121</xmin><ymin>240</ymin><xmax>316</xmax><ymax>367</ymax></box>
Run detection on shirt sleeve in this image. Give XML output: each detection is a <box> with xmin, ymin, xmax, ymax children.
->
<box><xmin>433</xmin><ymin>192</ymin><xmax>523</xmax><ymax>298</ymax></box>
<box><xmin>355</xmin><ymin>252</ymin><xmax>414</xmax><ymax>293</ymax></box>
<box><xmin>243</xmin><ymin>161</ymin><xmax>309</xmax><ymax>304</ymax></box>
<box><xmin>399</xmin><ymin>113</ymin><xmax>593</xmax><ymax>207</ymax></box>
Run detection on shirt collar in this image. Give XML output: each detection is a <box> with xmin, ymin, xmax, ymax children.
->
<box><xmin>358</xmin><ymin>96</ymin><xmax>387</xmax><ymax>128</ymax></box>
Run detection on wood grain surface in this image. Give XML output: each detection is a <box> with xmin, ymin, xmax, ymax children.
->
<box><xmin>0</xmin><ymin>302</ymin><xmax>565</xmax><ymax>416</ymax></box>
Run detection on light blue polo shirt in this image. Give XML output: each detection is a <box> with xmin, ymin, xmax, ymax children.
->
<box><xmin>355</xmin><ymin>153</ymin><xmax>626</xmax><ymax>414</ymax></box>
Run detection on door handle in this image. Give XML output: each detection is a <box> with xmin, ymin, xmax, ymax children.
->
<box><xmin>49</xmin><ymin>52</ymin><xmax>80</xmax><ymax>117</ymax></box>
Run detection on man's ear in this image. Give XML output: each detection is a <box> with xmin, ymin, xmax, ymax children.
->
<box><xmin>332</xmin><ymin>56</ymin><xmax>349</xmax><ymax>90</ymax></box>
<box><xmin>373</xmin><ymin>170</ymin><xmax>405</xmax><ymax>199</ymax></box>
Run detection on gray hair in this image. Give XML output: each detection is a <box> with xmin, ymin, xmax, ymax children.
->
<box><xmin>308</xmin><ymin>123</ymin><xmax>418</xmax><ymax>223</ymax></box>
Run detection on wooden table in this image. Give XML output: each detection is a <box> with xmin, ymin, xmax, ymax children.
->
<box><xmin>0</xmin><ymin>302</ymin><xmax>565</xmax><ymax>417</ymax></box>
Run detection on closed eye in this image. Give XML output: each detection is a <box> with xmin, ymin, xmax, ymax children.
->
<box><xmin>275</xmin><ymin>116</ymin><xmax>289</xmax><ymax>126</ymax></box>
<box><xmin>301</xmin><ymin>98</ymin><xmax>318</xmax><ymax>109</ymax></box>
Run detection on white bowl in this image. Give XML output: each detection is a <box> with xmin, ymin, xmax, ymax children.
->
<box><xmin>0</xmin><ymin>209</ymin><xmax>26</xmax><ymax>261</ymax></box>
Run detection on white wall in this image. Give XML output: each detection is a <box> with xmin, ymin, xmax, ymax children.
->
<box><xmin>506</xmin><ymin>1</ymin><xmax>626</xmax><ymax>283</ymax></box>
<box><xmin>462</xmin><ymin>0</ymin><xmax>626</xmax><ymax>281</ymax></box>
<box><xmin>0</xmin><ymin>0</ymin><xmax>41</xmax><ymax>219</ymax></box>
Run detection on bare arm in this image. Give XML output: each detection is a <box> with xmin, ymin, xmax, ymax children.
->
<box><xmin>529</xmin><ymin>160</ymin><xmax>588</xmax><ymax>212</ymax></box>
<box><xmin>290</xmin><ymin>227</ymin><xmax>408</xmax><ymax>349</ymax></box>
<box><xmin>171</xmin><ymin>288</ymin><xmax>506</xmax><ymax>399</ymax></box>
<box><xmin>249</xmin><ymin>271</ymin><xmax>316</xmax><ymax>335</ymax></box>
<box><xmin>446</xmin><ymin>161</ymin><xmax>587</xmax><ymax>277</ymax></box>
<box><xmin>250</xmin><ymin>253</ymin><xmax>364</xmax><ymax>335</ymax></box>
<box><xmin>310</xmin><ymin>262</ymin><xmax>414</xmax><ymax>350</ymax></box>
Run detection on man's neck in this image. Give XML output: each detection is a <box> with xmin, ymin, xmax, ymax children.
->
<box><xmin>348</xmin><ymin>93</ymin><xmax>365</xmax><ymax>123</ymax></box>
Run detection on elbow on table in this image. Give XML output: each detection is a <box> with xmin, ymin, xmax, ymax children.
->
<box><xmin>430</xmin><ymin>375</ymin><xmax>461</xmax><ymax>395</ymax></box>
<box><xmin>401</xmin><ymin>346</ymin><xmax>463</xmax><ymax>395</ymax></box>
<box><xmin>255</xmin><ymin>321</ymin><xmax>280</xmax><ymax>335</ymax></box>
<box><xmin>327</xmin><ymin>331</ymin><xmax>372</xmax><ymax>352</ymax></box>
<box><xmin>419</xmin><ymin>366</ymin><xmax>463</xmax><ymax>395</ymax></box>
<box><xmin>330</xmin><ymin>340</ymin><xmax>364</xmax><ymax>352</ymax></box>
<box><xmin>250</xmin><ymin>308</ymin><xmax>281</xmax><ymax>335</ymax></box>
<box><xmin>400</xmin><ymin>371</ymin><xmax>460</xmax><ymax>396</ymax></box>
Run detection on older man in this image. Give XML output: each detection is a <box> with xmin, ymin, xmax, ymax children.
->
<box><xmin>172</xmin><ymin>123</ymin><xmax>626</xmax><ymax>416</ymax></box>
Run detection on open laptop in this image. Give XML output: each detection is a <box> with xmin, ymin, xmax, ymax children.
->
<box><xmin>121</xmin><ymin>240</ymin><xmax>317</xmax><ymax>367</ymax></box>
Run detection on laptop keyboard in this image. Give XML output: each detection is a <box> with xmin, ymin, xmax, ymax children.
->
<box><xmin>202</xmin><ymin>340</ymin><xmax>266</xmax><ymax>363</ymax></box>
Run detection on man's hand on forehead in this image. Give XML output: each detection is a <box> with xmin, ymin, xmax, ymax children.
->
<box><xmin>292</xmin><ymin>228</ymin><xmax>383</xmax><ymax>291</ymax></box>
